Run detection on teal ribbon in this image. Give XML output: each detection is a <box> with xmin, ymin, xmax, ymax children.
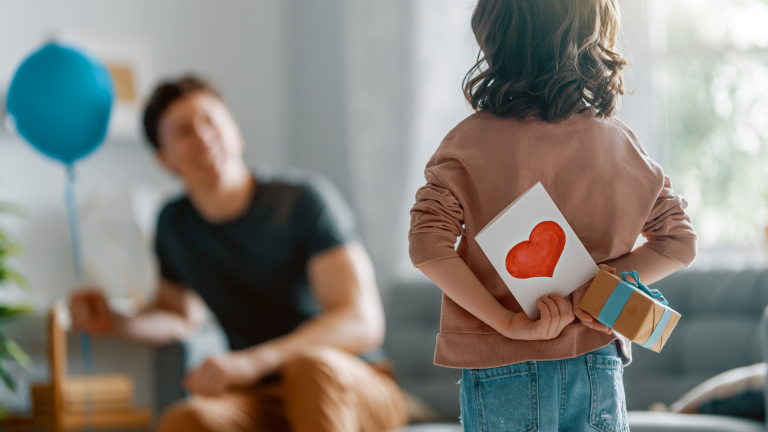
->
<box><xmin>596</xmin><ymin>280</ymin><xmax>633</xmax><ymax>328</ymax></box>
<box><xmin>621</xmin><ymin>271</ymin><xmax>668</xmax><ymax>306</ymax></box>
<box><xmin>640</xmin><ymin>307</ymin><xmax>672</xmax><ymax>349</ymax></box>
<box><xmin>596</xmin><ymin>271</ymin><xmax>672</xmax><ymax>349</ymax></box>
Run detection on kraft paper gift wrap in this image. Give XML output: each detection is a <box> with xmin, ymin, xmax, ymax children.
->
<box><xmin>578</xmin><ymin>270</ymin><xmax>680</xmax><ymax>353</ymax></box>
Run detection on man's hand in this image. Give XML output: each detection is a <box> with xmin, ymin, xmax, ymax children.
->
<box><xmin>502</xmin><ymin>294</ymin><xmax>575</xmax><ymax>340</ymax></box>
<box><xmin>69</xmin><ymin>289</ymin><xmax>114</xmax><ymax>336</ymax></box>
<box><xmin>572</xmin><ymin>264</ymin><xmax>614</xmax><ymax>334</ymax></box>
<box><xmin>184</xmin><ymin>351</ymin><xmax>270</xmax><ymax>397</ymax></box>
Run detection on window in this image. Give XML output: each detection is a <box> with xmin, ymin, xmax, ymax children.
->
<box><xmin>664</xmin><ymin>0</ymin><xmax>768</xmax><ymax>246</ymax></box>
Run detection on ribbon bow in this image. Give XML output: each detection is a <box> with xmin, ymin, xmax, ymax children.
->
<box><xmin>621</xmin><ymin>271</ymin><xmax>668</xmax><ymax>306</ymax></box>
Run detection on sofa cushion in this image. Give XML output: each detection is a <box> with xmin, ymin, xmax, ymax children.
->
<box><xmin>668</xmin><ymin>363</ymin><xmax>766</xmax><ymax>419</ymax></box>
<box><xmin>387</xmin><ymin>413</ymin><xmax>765</xmax><ymax>432</ymax></box>
<box><xmin>385</xmin><ymin>282</ymin><xmax>461</xmax><ymax>420</ymax></box>
<box><xmin>388</xmin><ymin>424</ymin><xmax>462</xmax><ymax>432</ymax></box>
<box><xmin>627</xmin><ymin>411</ymin><xmax>763</xmax><ymax>432</ymax></box>
<box><xmin>624</xmin><ymin>269</ymin><xmax>768</xmax><ymax>410</ymax></box>
<box><xmin>390</xmin><ymin>413</ymin><xmax>766</xmax><ymax>432</ymax></box>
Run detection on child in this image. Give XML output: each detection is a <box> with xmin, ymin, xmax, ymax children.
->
<box><xmin>408</xmin><ymin>0</ymin><xmax>697</xmax><ymax>430</ymax></box>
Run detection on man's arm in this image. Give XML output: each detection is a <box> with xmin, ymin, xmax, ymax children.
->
<box><xmin>70</xmin><ymin>279</ymin><xmax>208</xmax><ymax>346</ymax></box>
<box><xmin>259</xmin><ymin>241</ymin><xmax>385</xmax><ymax>357</ymax></box>
<box><xmin>183</xmin><ymin>242</ymin><xmax>385</xmax><ymax>396</ymax></box>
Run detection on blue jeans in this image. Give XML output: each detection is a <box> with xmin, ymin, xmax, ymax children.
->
<box><xmin>460</xmin><ymin>342</ymin><xmax>628</xmax><ymax>432</ymax></box>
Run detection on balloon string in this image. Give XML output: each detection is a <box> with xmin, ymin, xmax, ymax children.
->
<box><xmin>65</xmin><ymin>164</ymin><xmax>84</xmax><ymax>283</ymax></box>
<box><xmin>64</xmin><ymin>164</ymin><xmax>94</xmax><ymax>432</ymax></box>
<box><xmin>79</xmin><ymin>332</ymin><xmax>94</xmax><ymax>432</ymax></box>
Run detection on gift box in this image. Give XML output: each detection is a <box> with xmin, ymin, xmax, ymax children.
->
<box><xmin>578</xmin><ymin>270</ymin><xmax>680</xmax><ymax>352</ymax></box>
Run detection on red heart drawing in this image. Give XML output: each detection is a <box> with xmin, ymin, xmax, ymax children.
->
<box><xmin>506</xmin><ymin>221</ymin><xmax>566</xmax><ymax>279</ymax></box>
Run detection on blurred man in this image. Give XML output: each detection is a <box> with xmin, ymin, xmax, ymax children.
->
<box><xmin>69</xmin><ymin>76</ymin><xmax>407</xmax><ymax>432</ymax></box>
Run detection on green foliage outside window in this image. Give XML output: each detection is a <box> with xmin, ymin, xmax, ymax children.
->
<box><xmin>665</xmin><ymin>0</ymin><xmax>768</xmax><ymax>245</ymax></box>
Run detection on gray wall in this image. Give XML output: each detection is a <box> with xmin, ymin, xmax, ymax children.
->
<box><xmin>286</xmin><ymin>0</ymin><xmax>351</xmax><ymax>199</ymax></box>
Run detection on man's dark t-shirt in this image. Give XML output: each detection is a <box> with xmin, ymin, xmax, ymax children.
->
<box><xmin>154</xmin><ymin>174</ymin><xmax>356</xmax><ymax>351</ymax></box>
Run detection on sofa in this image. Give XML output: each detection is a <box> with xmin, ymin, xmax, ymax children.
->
<box><xmin>156</xmin><ymin>269</ymin><xmax>768</xmax><ymax>431</ymax></box>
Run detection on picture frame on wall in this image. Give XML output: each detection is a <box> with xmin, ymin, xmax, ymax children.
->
<box><xmin>54</xmin><ymin>30</ymin><xmax>158</xmax><ymax>144</ymax></box>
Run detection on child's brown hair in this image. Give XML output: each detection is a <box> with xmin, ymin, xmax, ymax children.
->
<box><xmin>464</xmin><ymin>0</ymin><xmax>628</xmax><ymax>122</ymax></box>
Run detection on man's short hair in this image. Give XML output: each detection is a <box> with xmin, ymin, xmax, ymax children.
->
<box><xmin>142</xmin><ymin>75</ymin><xmax>222</xmax><ymax>150</ymax></box>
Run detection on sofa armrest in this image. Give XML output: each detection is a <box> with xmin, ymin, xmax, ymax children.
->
<box><xmin>758</xmin><ymin>305</ymin><xmax>768</xmax><ymax>428</ymax></box>
<box><xmin>152</xmin><ymin>323</ymin><xmax>228</xmax><ymax>415</ymax></box>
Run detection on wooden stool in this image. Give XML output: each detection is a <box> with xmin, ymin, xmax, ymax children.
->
<box><xmin>2</xmin><ymin>303</ymin><xmax>152</xmax><ymax>431</ymax></box>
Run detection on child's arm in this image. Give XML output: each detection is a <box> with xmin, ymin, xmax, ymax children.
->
<box><xmin>419</xmin><ymin>257</ymin><xmax>577</xmax><ymax>341</ymax></box>
<box><xmin>573</xmin><ymin>174</ymin><xmax>697</xmax><ymax>333</ymax></box>
<box><xmin>604</xmin><ymin>244</ymin><xmax>684</xmax><ymax>283</ymax></box>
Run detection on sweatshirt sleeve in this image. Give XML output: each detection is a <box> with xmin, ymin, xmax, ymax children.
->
<box><xmin>642</xmin><ymin>176</ymin><xmax>698</xmax><ymax>266</ymax></box>
<box><xmin>408</xmin><ymin>168</ymin><xmax>465</xmax><ymax>267</ymax></box>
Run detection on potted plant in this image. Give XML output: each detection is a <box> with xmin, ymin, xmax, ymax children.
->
<box><xmin>0</xmin><ymin>202</ymin><xmax>32</xmax><ymax>396</ymax></box>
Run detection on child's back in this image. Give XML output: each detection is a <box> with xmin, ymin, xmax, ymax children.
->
<box><xmin>410</xmin><ymin>109</ymin><xmax>696</xmax><ymax>368</ymax></box>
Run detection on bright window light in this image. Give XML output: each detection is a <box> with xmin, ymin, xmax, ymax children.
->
<box><xmin>665</xmin><ymin>0</ymin><xmax>768</xmax><ymax>245</ymax></box>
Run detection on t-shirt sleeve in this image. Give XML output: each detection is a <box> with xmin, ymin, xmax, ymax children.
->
<box><xmin>408</xmin><ymin>155</ymin><xmax>466</xmax><ymax>267</ymax></box>
<box><xmin>642</xmin><ymin>175</ymin><xmax>698</xmax><ymax>266</ymax></box>
<box><xmin>154</xmin><ymin>206</ymin><xmax>185</xmax><ymax>284</ymax></box>
<box><xmin>295</xmin><ymin>179</ymin><xmax>358</xmax><ymax>257</ymax></box>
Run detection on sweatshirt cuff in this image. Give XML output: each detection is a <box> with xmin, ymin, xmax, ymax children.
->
<box><xmin>409</xmin><ymin>232</ymin><xmax>460</xmax><ymax>267</ymax></box>
<box><xmin>644</xmin><ymin>234</ymin><xmax>698</xmax><ymax>267</ymax></box>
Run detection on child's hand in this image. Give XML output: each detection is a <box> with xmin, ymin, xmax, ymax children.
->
<box><xmin>503</xmin><ymin>294</ymin><xmax>575</xmax><ymax>340</ymax></box>
<box><xmin>572</xmin><ymin>264</ymin><xmax>614</xmax><ymax>335</ymax></box>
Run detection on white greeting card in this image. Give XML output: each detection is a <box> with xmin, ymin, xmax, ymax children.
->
<box><xmin>475</xmin><ymin>182</ymin><xmax>598</xmax><ymax>319</ymax></box>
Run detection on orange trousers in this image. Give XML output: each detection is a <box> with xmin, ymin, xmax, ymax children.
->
<box><xmin>155</xmin><ymin>347</ymin><xmax>408</xmax><ymax>432</ymax></box>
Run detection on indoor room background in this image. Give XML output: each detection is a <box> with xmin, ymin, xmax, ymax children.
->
<box><xmin>0</xmin><ymin>0</ymin><xmax>764</xmax><ymax>418</ymax></box>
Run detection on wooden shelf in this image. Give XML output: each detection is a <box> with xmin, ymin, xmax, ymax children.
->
<box><xmin>1</xmin><ymin>304</ymin><xmax>153</xmax><ymax>432</ymax></box>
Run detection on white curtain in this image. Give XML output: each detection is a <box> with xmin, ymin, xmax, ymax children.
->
<box><xmin>343</xmin><ymin>0</ymin><xmax>415</xmax><ymax>290</ymax></box>
<box><xmin>343</xmin><ymin>0</ymin><xmax>478</xmax><ymax>288</ymax></box>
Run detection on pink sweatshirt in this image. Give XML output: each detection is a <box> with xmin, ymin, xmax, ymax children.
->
<box><xmin>408</xmin><ymin>110</ymin><xmax>697</xmax><ymax>369</ymax></box>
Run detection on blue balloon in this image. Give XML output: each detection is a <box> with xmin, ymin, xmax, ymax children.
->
<box><xmin>6</xmin><ymin>42</ymin><xmax>114</xmax><ymax>164</ymax></box>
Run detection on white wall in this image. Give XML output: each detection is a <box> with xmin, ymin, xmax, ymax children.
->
<box><xmin>284</xmin><ymin>0</ymin><xmax>419</xmax><ymax>292</ymax></box>
<box><xmin>393</xmin><ymin>0</ymin><xmax>478</xmax><ymax>280</ymax></box>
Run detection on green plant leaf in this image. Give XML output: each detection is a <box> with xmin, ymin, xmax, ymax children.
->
<box><xmin>0</xmin><ymin>238</ymin><xmax>22</xmax><ymax>257</ymax></box>
<box><xmin>2</xmin><ymin>268</ymin><xmax>29</xmax><ymax>291</ymax></box>
<box><xmin>0</xmin><ymin>358</ymin><xmax>15</xmax><ymax>392</ymax></box>
<box><xmin>0</xmin><ymin>336</ymin><xmax>30</xmax><ymax>369</ymax></box>
<box><xmin>0</xmin><ymin>304</ymin><xmax>33</xmax><ymax>321</ymax></box>
<box><xmin>0</xmin><ymin>203</ymin><xmax>24</xmax><ymax>217</ymax></box>
<box><xmin>4</xmin><ymin>242</ymin><xmax>21</xmax><ymax>257</ymax></box>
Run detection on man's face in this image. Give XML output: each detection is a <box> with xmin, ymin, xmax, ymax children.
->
<box><xmin>156</xmin><ymin>91</ymin><xmax>244</xmax><ymax>185</ymax></box>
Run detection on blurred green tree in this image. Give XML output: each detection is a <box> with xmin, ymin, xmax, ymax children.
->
<box><xmin>665</xmin><ymin>0</ymin><xmax>768</xmax><ymax>244</ymax></box>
